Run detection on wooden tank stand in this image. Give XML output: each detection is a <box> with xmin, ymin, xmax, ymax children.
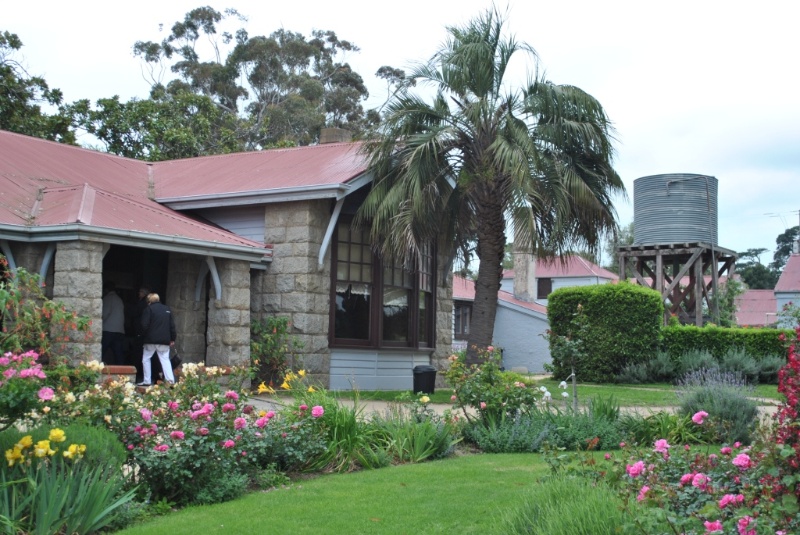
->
<box><xmin>618</xmin><ymin>242</ymin><xmax>737</xmax><ymax>326</ymax></box>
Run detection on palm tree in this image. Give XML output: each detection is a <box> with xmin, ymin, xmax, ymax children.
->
<box><xmin>357</xmin><ymin>9</ymin><xmax>625</xmax><ymax>363</ymax></box>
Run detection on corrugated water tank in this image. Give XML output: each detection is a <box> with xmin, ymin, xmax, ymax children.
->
<box><xmin>633</xmin><ymin>173</ymin><xmax>718</xmax><ymax>246</ymax></box>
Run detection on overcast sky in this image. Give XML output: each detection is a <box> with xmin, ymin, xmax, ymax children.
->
<box><xmin>6</xmin><ymin>1</ymin><xmax>799</xmax><ymax>262</ymax></box>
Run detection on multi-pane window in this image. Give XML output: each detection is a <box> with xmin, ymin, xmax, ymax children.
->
<box><xmin>331</xmin><ymin>219</ymin><xmax>435</xmax><ymax>349</ymax></box>
<box><xmin>453</xmin><ymin>302</ymin><xmax>471</xmax><ymax>340</ymax></box>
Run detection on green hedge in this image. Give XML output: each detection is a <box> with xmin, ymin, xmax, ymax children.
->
<box><xmin>547</xmin><ymin>282</ymin><xmax>663</xmax><ymax>382</ymax></box>
<box><xmin>660</xmin><ymin>325</ymin><xmax>792</xmax><ymax>361</ymax></box>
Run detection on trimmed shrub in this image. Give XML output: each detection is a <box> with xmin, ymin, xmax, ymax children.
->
<box><xmin>547</xmin><ymin>282</ymin><xmax>663</xmax><ymax>382</ymax></box>
<box><xmin>719</xmin><ymin>347</ymin><xmax>760</xmax><ymax>383</ymax></box>
<box><xmin>758</xmin><ymin>354</ymin><xmax>786</xmax><ymax>384</ymax></box>
<box><xmin>661</xmin><ymin>324</ymin><xmax>791</xmax><ymax>361</ymax></box>
<box><xmin>677</xmin><ymin>349</ymin><xmax>719</xmax><ymax>375</ymax></box>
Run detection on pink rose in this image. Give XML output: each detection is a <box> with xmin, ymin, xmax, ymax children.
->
<box><xmin>170</xmin><ymin>430</ymin><xmax>185</xmax><ymax>440</ymax></box>
<box><xmin>653</xmin><ymin>439</ymin><xmax>670</xmax><ymax>453</ymax></box>
<box><xmin>197</xmin><ymin>427</ymin><xmax>209</xmax><ymax>436</ymax></box>
<box><xmin>234</xmin><ymin>417</ymin><xmax>247</xmax><ymax>430</ymax></box>
<box><xmin>222</xmin><ymin>439</ymin><xmax>235</xmax><ymax>449</ymax></box>
<box><xmin>619</xmin><ymin>442</ymin><xmax>626</xmax><ymax>448</ymax></box>
<box><xmin>224</xmin><ymin>390</ymin><xmax>239</xmax><ymax>400</ymax></box>
<box><xmin>480</xmin><ymin>402</ymin><xmax>487</xmax><ymax>410</ymax></box>
<box><xmin>266</xmin><ymin>411</ymin><xmax>275</xmax><ymax>419</ymax></box>
<box><xmin>719</xmin><ymin>494</ymin><xmax>744</xmax><ymax>509</ymax></box>
<box><xmin>692</xmin><ymin>410</ymin><xmax>709</xmax><ymax>424</ymax></box>
<box><xmin>311</xmin><ymin>405</ymin><xmax>324</xmax><ymax>418</ymax></box>
<box><xmin>487</xmin><ymin>346</ymin><xmax>494</xmax><ymax>352</ymax></box>
<box><xmin>703</xmin><ymin>520</ymin><xmax>723</xmax><ymax>533</ymax></box>
<box><xmin>140</xmin><ymin>408</ymin><xmax>153</xmax><ymax>421</ymax></box>
<box><xmin>737</xmin><ymin>515</ymin><xmax>755</xmax><ymax>535</ymax></box>
<box><xmin>691</xmin><ymin>473</ymin><xmax>710</xmax><ymax>490</ymax></box>
<box><xmin>154</xmin><ymin>444</ymin><xmax>169</xmax><ymax>452</ymax></box>
<box><xmin>680</xmin><ymin>473</ymin><xmax>694</xmax><ymax>486</ymax></box>
<box><xmin>626</xmin><ymin>461</ymin><xmax>645</xmax><ymax>478</ymax></box>
<box><xmin>255</xmin><ymin>417</ymin><xmax>269</xmax><ymax>428</ymax></box>
<box><xmin>720</xmin><ymin>446</ymin><xmax>732</xmax><ymax>455</ymax></box>
<box><xmin>450</xmin><ymin>395</ymin><xmax>457</xmax><ymax>401</ymax></box>
<box><xmin>636</xmin><ymin>485</ymin><xmax>649</xmax><ymax>502</ymax></box>
<box><xmin>604</xmin><ymin>453</ymin><xmax>611</xmax><ymax>460</ymax></box>
<box><xmin>222</xmin><ymin>403</ymin><xmax>236</xmax><ymax>413</ymax></box>
<box><xmin>37</xmin><ymin>387</ymin><xmax>55</xmax><ymax>401</ymax></box>
<box><xmin>732</xmin><ymin>453</ymin><xmax>752</xmax><ymax>470</ymax></box>
<box><xmin>299</xmin><ymin>404</ymin><xmax>308</xmax><ymax>411</ymax></box>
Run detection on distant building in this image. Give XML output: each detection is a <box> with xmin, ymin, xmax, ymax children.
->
<box><xmin>453</xmin><ymin>254</ymin><xmax>617</xmax><ymax>373</ymax></box>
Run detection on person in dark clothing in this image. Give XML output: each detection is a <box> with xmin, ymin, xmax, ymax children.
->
<box><xmin>129</xmin><ymin>286</ymin><xmax>158</xmax><ymax>383</ymax></box>
<box><xmin>137</xmin><ymin>293</ymin><xmax>176</xmax><ymax>386</ymax></box>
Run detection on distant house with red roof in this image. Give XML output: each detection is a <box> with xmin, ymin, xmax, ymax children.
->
<box><xmin>453</xmin><ymin>254</ymin><xmax>617</xmax><ymax>373</ymax></box>
<box><xmin>0</xmin><ymin>130</ymin><xmax>451</xmax><ymax>390</ymax></box>
<box><xmin>774</xmin><ymin>253</ymin><xmax>800</xmax><ymax>326</ymax></box>
<box><xmin>734</xmin><ymin>289</ymin><xmax>778</xmax><ymax>327</ymax></box>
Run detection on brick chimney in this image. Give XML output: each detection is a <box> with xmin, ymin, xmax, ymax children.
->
<box><xmin>512</xmin><ymin>242</ymin><xmax>536</xmax><ymax>302</ymax></box>
<box><xmin>319</xmin><ymin>128</ymin><xmax>352</xmax><ymax>144</ymax></box>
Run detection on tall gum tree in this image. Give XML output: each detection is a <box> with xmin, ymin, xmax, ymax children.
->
<box><xmin>357</xmin><ymin>9</ymin><xmax>626</xmax><ymax>364</ymax></box>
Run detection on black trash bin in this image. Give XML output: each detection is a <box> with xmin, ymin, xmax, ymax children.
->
<box><xmin>413</xmin><ymin>365</ymin><xmax>437</xmax><ymax>394</ymax></box>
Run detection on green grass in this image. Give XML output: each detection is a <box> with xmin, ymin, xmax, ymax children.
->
<box><xmin>117</xmin><ymin>453</ymin><xmax>550</xmax><ymax>535</ymax></box>
<box><xmin>327</xmin><ymin>381</ymin><xmax>782</xmax><ymax>407</ymax></box>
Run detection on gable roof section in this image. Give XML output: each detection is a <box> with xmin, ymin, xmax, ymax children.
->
<box><xmin>502</xmin><ymin>255</ymin><xmax>619</xmax><ymax>281</ymax></box>
<box><xmin>153</xmin><ymin>142</ymin><xmax>370</xmax><ymax>209</ymax></box>
<box><xmin>734</xmin><ymin>289</ymin><xmax>778</xmax><ymax>326</ymax></box>
<box><xmin>0</xmin><ymin>131</ymin><xmax>271</xmax><ymax>261</ymax></box>
<box><xmin>452</xmin><ymin>275</ymin><xmax>548</xmax><ymax>317</ymax></box>
<box><xmin>775</xmin><ymin>254</ymin><xmax>800</xmax><ymax>292</ymax></box>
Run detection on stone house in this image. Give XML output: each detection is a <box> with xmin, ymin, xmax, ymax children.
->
<box><xmin>0</xmin><ymin>130</ymin><xmax>453</xmax><ymax>390</ymax></box>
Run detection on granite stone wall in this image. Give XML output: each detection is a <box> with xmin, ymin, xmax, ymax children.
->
<box><xmin>51</xmin><ymin>241</ymin><xmax>103</xmax><ymax>364</ymax></box>
<box><xmin>253</xmin><ymin>199</ymin><xmax>332</xmax><ymax>385</ymax></box>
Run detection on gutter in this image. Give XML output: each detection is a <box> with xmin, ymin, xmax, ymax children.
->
<box><xmin>0</xmin><ymin>223</ymin><xmax>272</xmax><ymax>265</ymax></box>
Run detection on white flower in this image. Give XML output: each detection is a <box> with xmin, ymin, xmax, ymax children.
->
<box><xmin>543</xmin><ymin>391</ymin><xmax>552</xmax><ymax>400</ymax></box>
<box><xmin>559</xmin><ymin>381</ymin><xmax>567</xmax><ymax>389</ymax></box>
<box><xmin>562</xmin><ymin>392</ymin><xmax>569</xmax><ymax>398</ymax></box>
<box><xmin>539</xmin><ymin>386</ymin><xmax>547</xmax><ymax>392</ymax></box>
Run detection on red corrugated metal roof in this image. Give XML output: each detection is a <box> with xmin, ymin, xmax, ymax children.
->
<box><xmin>0</xmin><ymin>131</ymin><xmax>368</xmax><ymax>255</ymax></box>
<box><xmin>452</xmin><ymin>275</ymin><xmax>547</xmax><ymax>314</ymax></box>
<box><xmin>503</xmin><ymin>255</ymin><xmax>618</xmax><ymax>280</ymax></box>
<box><xmin>735</xmin><ymin>289</ymin><xmax>778</xmax><ymax>326</ymax></box>
<box><xmin>775</xmin><ymin>254</ymin><xmax>800</xmax><ymax>292</ymax></box>
<box><xmin>152</xmin><ymin>142</ymin><xmax>367</xmax><ymax>199</ymax></box>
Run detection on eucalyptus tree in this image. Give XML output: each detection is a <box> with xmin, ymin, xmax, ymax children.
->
<box><xmin>357</xmin><ymin>10</ymin><xmax>625</xmax><ymax>362</ymax></box>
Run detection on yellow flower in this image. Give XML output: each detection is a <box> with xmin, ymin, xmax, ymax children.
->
<box><xmin>5</xmin><ymin>446</ymin><xmax>23</xmax><ymax>467</ymax></box>
<box><xmin>280</xmin><ymin>381</ymin><xmax>291</xmax><ymax>390</ymax></box>
<box><xmin>63</xmin><ymin>443</ymin><xmax>86</xmax><ymax>460</ymax></box>
<box><xmin>33</xmin><ymin>440</ymin><xmax>55</xmax><ymax>458</ymax></box>
<box><xmin>16</xmin><ymin>436</ymin><xmax>33</xmax><ymax>450</ymax></box>
<box><xmin>49</xmin><ymin>428</ymin><xmax>66</xmax><ymax>443</ymax></box>
<box><xmin>307</xmin><ymin>386</ymin><xmax>315</xmax><ymax>393</ymax></box>
<box><xmin>420</xmin><ymin>396</ymin><xmax>430</xmax><ymax>404</ymax></box>
<box><xmin>298</xmin><ymin>370</ymin><xmax>306</xmax><ymax>377</ymax></box>
<box><xmin>258</xmin><ymin>410</ymin><xmax>267</xmax><ymax>417</ymax></box>
<box><xmin>257</xmin><ymin>382</ymin><xmax>270</xmax><ymax>394</ymax></box>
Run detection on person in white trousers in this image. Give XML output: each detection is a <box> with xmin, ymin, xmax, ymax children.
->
<box><xmin>137</xmin><ymin>293</ymin><xmax>176</xmax><ymax>386</ymax></box>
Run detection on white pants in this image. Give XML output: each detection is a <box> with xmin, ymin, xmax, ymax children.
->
<box><xmin>142</xmin><ymin>343</ymin><xmax>175</xmax><ymax>384</ymax></box>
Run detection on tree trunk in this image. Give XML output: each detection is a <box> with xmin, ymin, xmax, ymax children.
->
<box><xmin>466</xmin><ymin>195</ymin><xmax>506</xmax><ymax>365</ymax></box>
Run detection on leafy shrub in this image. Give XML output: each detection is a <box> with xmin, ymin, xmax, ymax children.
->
<box><xmin>677</xmin><ymin>349</ymin><xmax>719</xmax><ymax>375</ymax></box>
<box><xmin>719</xmin><ymin>347</ymin><xmax>760</xmax><ymax>384</ymax></box>
<box><xmin>616</xmin><ymin>352</ymin><xmax>677</xmax><ymax>383</ymax></box>
<box><xmin>546</xmin><ymin>282</ymin><xmax>663</xmax><ymax>382</ymax></box>
<box><xmin>676</xmin><ymin>368</ymin><xmax>758</xmax><ymax>444</ymax></box>
<box><xmin>501</xmin><ymin>475</ymin><xmax>627</xmax><ymax>535</ymax></box>
<box><xmin>588</xmin><ymin>395</ymin><xmax>620</xmax><ymax>423</ymax></box>
<box><xmin>618</xmin><ymin>411</ymin><xmax>705</xmax><ymax>445</ymax></box>
<box><xmin>464</xmin><ymin>407</ymin><xmax>623</xmax><ymax>453</ymax></box>
<box><xmin>194</xmin><ymin>471</ymin><xmax>250</xmax><ymax>505</ymax></box>
<box><xmin>370</xmin><ymin>405</ymin><xmax>460</xmax><ymax>463</ymax></box>
<box><xmin>615</xmin><ymin>361</ymin><xmax>650</xmax><ymax>384</ymax></box>
<box><xmin>757</xmin><ymin>354</ymin><xmax>785</xmax><ymax>384</ymax></box>
<box><xmin>444</xmin><ymin>347</ymin><xmax>540</xmax><ymax>424</ymax></box>
<box><xmin>661</xmin><ymin>324</ymin><xmax>791</xmax><ymax>361</ymax></box>
<box><xmin>251</xmin><ymin>316</ymin><xmax>303</xmax><ymax>387</ymax></box>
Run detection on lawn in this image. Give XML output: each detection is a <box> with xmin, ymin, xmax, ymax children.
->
<box><xmin>331</xmin><ymin>380</ymin><xmax>782</xmax><ymax>407</ymax></box>
<box><xmin>117</xmin><ymin>453</ymin><xmax>552</xmax><ymax>535</ymax></box>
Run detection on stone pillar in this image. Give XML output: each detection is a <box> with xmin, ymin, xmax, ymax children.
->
<box><xmin>51</xmin><ymin>241</ymin><xmax>103</xmax><ymax>364</ymax></box>
<box><xmin>432</xmin><ymin>253</ymin><xmax>454</xmax><ymax>384</ymax></box>
<box><xmin>206</xmin><ymin>258</ymin><xmax>251</xmax><ymax>368</ymax></box>
<box><xmin>165</xmin><ymin>253</ymin><xmax>207</xmax><ymax>364</ymax></box>
<box><xmin>256</xmin><ymin>200</ymin><xmax>331</xmax><ymax>385</ymax></box>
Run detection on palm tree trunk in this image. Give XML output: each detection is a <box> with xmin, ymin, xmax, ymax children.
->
<box><xmin>466</xmin><ymin>195</ymin><xmax>506</xmax><ymax>365</ymax></box>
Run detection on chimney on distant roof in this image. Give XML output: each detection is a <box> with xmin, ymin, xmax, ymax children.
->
<box><xmin>512</xmin><ymin>242</ymin><xmax>536</xmax><ymax>303</ymax></box>
<box><xmin>319</xmin><ymin>128</ymin><xmax>352</xmax><ymax>144</ymax></box>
